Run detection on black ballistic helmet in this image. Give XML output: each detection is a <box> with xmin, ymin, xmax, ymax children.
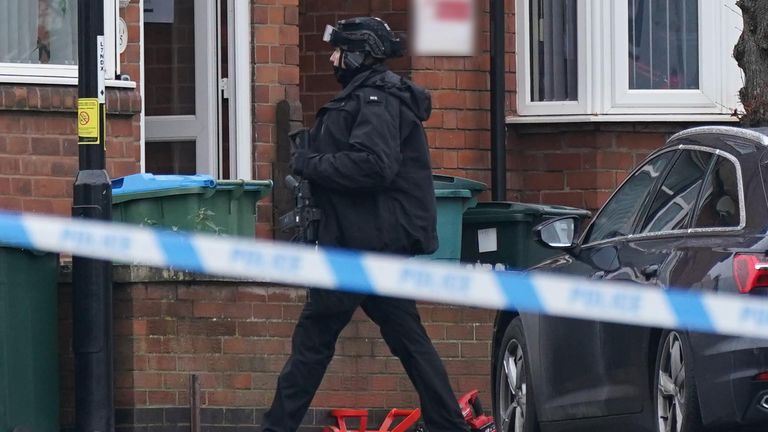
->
<box><xmin>323</xmin><ymin>17</ymin><xmax>404</xmax><ymax>59</ymax></box>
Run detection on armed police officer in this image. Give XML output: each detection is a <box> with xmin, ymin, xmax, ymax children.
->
<box><xmin>262</xmin><ymin>16</ymin><xmax>470</xmax><ymax>432</ymax></box>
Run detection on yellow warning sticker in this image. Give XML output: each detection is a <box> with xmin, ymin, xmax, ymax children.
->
<box><xmin>78</xmin><ymin>98</ymin><xmax>100</xmax><ymax>145</ymax></box>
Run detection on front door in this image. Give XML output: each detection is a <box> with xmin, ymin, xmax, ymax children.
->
<box><xmin>143</xmin><ymin>0</ymin><xmax>250</xmax><ymax>178</ymax></box>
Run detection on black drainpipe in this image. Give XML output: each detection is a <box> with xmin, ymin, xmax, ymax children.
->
<box><xmin>490</xmin><ymin>0</ymin><xmax>507</xmax><ymax>201</ymax></box>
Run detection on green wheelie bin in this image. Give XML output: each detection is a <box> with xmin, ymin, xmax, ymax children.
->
<box><xmin>0</xmin><ymin>248</ymin><xmax>59</xmax><ymax>432</ymax></box>
<box><xmin>111</xmin><ymin>173</ymin><xmax>273</xmax><ymax>237</ymax></box>
<box><xmin>461</xmin><ymin>202</ymin><xmax>591</xmax><ymax>270</ymax></box>
<box><xmin>427</xmin><ymin>174</ymin><xmax>487</xmax><ymax>261</ymax></box>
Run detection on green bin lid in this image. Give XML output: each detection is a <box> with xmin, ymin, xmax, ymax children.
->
<box><xmin>432</xmin><ymin>174</ymin><xmax>487</xmax><ymax>193</ymax></box>
<box><xmin>434</xmin><ymin>189</ymin><xmax>473</xmax><ymax>198</ymax></box>
<box><xmin>463</xmin><ymin>201</ymin><xmax>592</xmax><ymax>223</ymax></box>
<box><xmin>216</xmin><ymin>179</ymin><xmax>274</xmax><ymax>200</ymax></box>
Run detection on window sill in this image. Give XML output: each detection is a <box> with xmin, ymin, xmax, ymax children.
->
<box><xmin>506</xmin><ymin>114</ymin><xmax>742</xmax><ymax>124</ymax></box>
<box><xmin>1</xmin><ymin>82</ymin><xmax>141</xmax><ymax>115</ymax></box>
<box><xmin>0</xmin><ymin>75</ymin><xmax>136</xmax><ymax>89</ymax></box>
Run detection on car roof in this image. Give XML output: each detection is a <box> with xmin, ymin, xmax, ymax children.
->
<box><xmin>665</xmin><ymin>125</ymin><xmax>768</xmax><ymax>154</ymax></box>
<box><xmin>656</xmin><ymin>126</ymin><xmax>768</xmax><ymax>233</ymax></box>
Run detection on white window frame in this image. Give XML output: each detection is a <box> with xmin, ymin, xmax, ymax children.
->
<box><xmin>516</xmin><ymin>0</ymin><xmax>590</xmax><ymax>116</ymax></box>
<box><xmin>229</xmin><ymin>0</ymin><xmax>253</xmax><ymax>180</ymax></box>
<box><xmin>0</xmin><ymin>0</ymin><xmax>122</xmax><ymax>85</ymax></box>
<box><xmin>514</xmin><ymin>0</ymin><xmax>743</xmax><ymax>121</ymax></box>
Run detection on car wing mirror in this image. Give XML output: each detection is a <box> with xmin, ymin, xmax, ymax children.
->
<box><xmin>534</xmin><ymin>216</ymin><xmax>579</xmax><ymax>250</ymax></box>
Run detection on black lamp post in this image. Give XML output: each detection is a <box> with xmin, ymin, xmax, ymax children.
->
<box><xmin>73</xmin><ymin>0</ymin><xmax>114</xmax><ymax>430</ymax></box>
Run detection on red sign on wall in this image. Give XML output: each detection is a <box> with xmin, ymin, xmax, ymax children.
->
<box><xmin>435</xmin><ymin>0</ymin><xmax>473</xmax><ymax>21</ymax></box>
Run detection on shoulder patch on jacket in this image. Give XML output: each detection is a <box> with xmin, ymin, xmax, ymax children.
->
<box><xmin>366</xmin><ymin>94</ymin><xmax>383</xmax><ymax>104</ymax></box>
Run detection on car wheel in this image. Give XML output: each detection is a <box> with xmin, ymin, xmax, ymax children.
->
<box><xmin>495</xmin><ymin>317</ymin><xmax>538</xmax><ymax>432</ymax></box>
<box><xmin>654</xmin><ymin>330</ymin><xmax>703</xmax><ymax>432</ymax></box>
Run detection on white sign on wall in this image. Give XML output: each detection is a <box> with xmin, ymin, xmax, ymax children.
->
<box><xmin>144</xmin><ymin>0</ymin><xmax>174</xmax><ymax>24</ymax></box>
<box><xmin>118</xmin><ymin>18</ymin><xmax>128</xmax><ymax>54</ymax></box>
<box><xmin>411</xmin><ymin>0</ymin><xmax>477</xmax><ymax>56</ymax></box>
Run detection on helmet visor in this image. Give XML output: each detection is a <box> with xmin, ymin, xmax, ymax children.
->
<box><xmin>322</xmin><ymin>24</ymin><xmax>372</xmax><ymax>53</ymax></box>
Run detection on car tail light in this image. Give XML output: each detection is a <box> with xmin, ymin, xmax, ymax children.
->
<box><xmin>754</xmin><ymin>372</ymin><xmax>768</xmax><ymax>381</ymax></box>
<box><xmin>733</xmin><ymin>254</ymin><xmax>768</xmax><ymax>294</ymax></box>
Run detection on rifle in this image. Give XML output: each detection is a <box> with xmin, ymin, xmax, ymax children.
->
<box><xmin>279</xmin><ymin>127</ymin><xmax>322</xmax><ymax>243</ymax></box>
<box><xmin>278</xmin><ymin>175</ymin><xmax>321</xmax><ymax>243</ymax></box>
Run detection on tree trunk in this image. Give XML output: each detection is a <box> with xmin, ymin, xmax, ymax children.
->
<box><xmin>734</xmin><ymin>0</ymin><xmax>768</xmax><ymax>126</ymax></box>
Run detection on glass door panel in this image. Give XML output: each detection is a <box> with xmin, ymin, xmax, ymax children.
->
<box><xmin>144</xmin><ymin>0</ymin><xmax>217</xmax><ymax>175</ymax></box>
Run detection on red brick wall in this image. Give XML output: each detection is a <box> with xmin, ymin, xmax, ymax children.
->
<box><xmin>0</xmin><ymin>89</ymin><xmax>141</xmax><ymax>216</ymax></box>
<box><xmin>121</xmin><ymin>1</ymin><xmax>142</xmax><ymax>86</ymax></box>
<box><xmin>0</xmin><ymin>0</ymin><xmax>143</xmax><ymax>216</ymax></box>
<box><xmin>414</xmin><ymin>0</ymin><xmax>505</xmax><ymax>198</ymax></box>
<box><xmin>506</xmin><ymin>124</ymin><xmax>688</xmax><ymax>213</ymax></box>
<box><xmin>58</xmin><ymin>271</ymin><xmax>493</xmax><ymax>429</ymax></box>
<box><xmin>252</xmin><ymin>0</ymin><xmax>302</xmax><ymax>239</ymax></box>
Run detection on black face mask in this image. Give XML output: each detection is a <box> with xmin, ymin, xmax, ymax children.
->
<box><xmin>333</xmin><ymin>65</ymin><xmax>357</xmax><ymax>87</ymax></box>
<box><xmin>333</xmin><ymin>50</ymin><xmax>370</xmax><ymax>86</ymax></box>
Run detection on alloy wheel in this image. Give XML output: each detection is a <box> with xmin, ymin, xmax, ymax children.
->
<box><xmin>499</xmin><ymin>339</ymin><xmax>527</xmax><ymax>432</ymax></box>
<box><xmin>657</xmin><ymin>331</ymin><xmax>686</xmax><ymax>432</ymax></box>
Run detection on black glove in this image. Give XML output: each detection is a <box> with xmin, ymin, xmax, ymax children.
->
<box><xmin>288</xmin><ymin>127</ymin><xmax>310</xmax><ymax>176</ymax></box>
<box><xmin>288</xmin><ymin>127</ymin><xmax>309</xmax><ymax>152</ymax></box>
<box><xmin>290</xmin><ymin>149</ymin><xmax>308</xmax><ymax>176</ymax></box>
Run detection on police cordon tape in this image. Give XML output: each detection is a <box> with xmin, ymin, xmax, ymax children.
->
<box><xmin>2</xmin><ymin>210</ymin><xmax>768</xmax><ymax>339</ymax></box>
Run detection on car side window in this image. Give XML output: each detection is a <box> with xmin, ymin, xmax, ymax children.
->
<box><xmin>692</xmin><ymin>156</ymin><xmax>741</xmax><ymax>228</ymax></box>
<box><xmin>585</xmin><ymin>152</ymin><xmax>674</xmax><ymax>244</ymax></box>
<box><xmin>639</xmin><ymin>150</ymin><xmax>713</xmax><ymax>234</ymax></box>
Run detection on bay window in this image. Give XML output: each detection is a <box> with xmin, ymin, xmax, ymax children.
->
<box><xmin>515</xmin><ymin>0</ymin><xmax>743</xmax><ymax>120</ymax></box>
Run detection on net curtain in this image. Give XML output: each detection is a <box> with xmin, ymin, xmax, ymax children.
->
<box><xmin>0</xmin><ymin>0</ymin><xmax>78</xmax><ymax>65</ymax></box>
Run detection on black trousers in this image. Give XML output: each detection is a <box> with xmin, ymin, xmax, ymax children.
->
<box><xmin>262</xmin><ymin>289</ymin><xmax>469</xmax><ymax>432</ymax></box>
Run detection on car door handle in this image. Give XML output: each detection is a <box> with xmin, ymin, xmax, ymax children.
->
<box><xmin>641</xmin><ymin>264</ymin><xmax>659</xmax><ymax>279</ymax></box>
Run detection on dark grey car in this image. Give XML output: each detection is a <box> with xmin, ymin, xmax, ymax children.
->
<box><xmin>492</xmin><ymin>126</ymin><xmax>768</xmax><ymax>432</ymax></box>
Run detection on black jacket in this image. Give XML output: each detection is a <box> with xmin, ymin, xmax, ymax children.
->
<box><xmin>299</xmin><ymin>65</ymin><xmax>438</xmax><ymax>255</ymax></box>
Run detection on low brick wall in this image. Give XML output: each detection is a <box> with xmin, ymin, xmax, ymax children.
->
<box><xmin>58</xmin><ymin>265</ymin><xmax>494</xmax><ymax>431</ymax></box>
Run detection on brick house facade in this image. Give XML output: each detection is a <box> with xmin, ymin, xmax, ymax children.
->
<box><xmin>0</xmin><ymin>0</ymin><xmax>743</xmax><ymax>430</ymax></box>
<box><xmin>0</xmin><ymin>1</ymin><xmax>142</xmax><ymax>215</ymax></box>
